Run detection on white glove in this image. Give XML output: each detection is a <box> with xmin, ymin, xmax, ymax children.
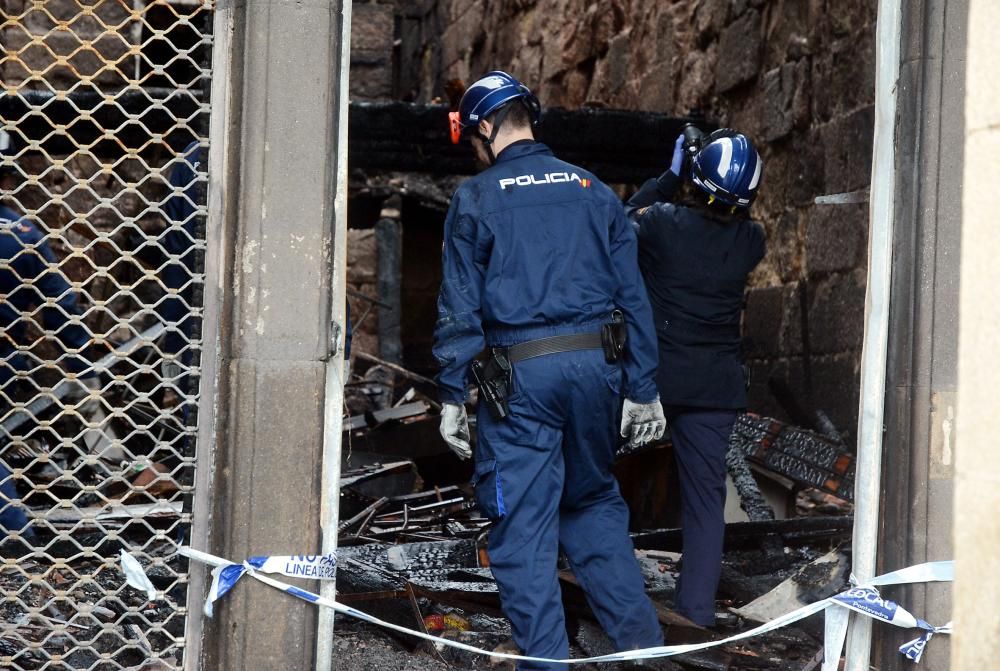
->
<box><xmin>439</xmin><ymin>403</ymin><xmax>471</xmax><ymax>460</ymax></box>
<box><xmin>620</xmin><ymin>397</ymin><xmax>667</xmax><ymax>448</ymax></box>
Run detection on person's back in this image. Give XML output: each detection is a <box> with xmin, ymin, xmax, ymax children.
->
<box><xmin>628</xmin><ymin>128</ymin><xmax>765</xmax><ymax>628</ymax></box>
<box><xmin>635</xmin><ymin>198</ymin><xmax>764</xmax><ymax>408</ymax></box>
<box><xmin>434</xmin><ymin>72</ymin><xmax>665</xmax><ymax>671</ymax></box>
<box><xmin>448</xmin><ymin>141</ymin><xmax>642</xmax><ymax>339</ymax></box>
<box><xmin>0</xmin><ymin>206</ymin><xmax>61</xmax><ymax>345</ymax></box>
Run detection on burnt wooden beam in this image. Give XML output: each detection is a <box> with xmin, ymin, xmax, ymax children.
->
<box><xmin>349</xmin><ymin>101</ymin><xmax>703</xmax><ymax>184</ymax></box>
<box><xmin>3</xmin><ymin>92</ymin><xmax>703</xmax><ymax>184</ymax></box>
<box><xmin>338</xmin><ymin>496</ymin><xmax>390</xmax><ymax>533</ymax></box>
<box><xmin>341</xmin><ymin>401</ymin><xmax>430</xmax><ymax>432</ymax></box>
<box><xmin>726</xmin><ymin>445</ymin><xmax>777</xmax><ymax>522</ymax></box>
<box><xmin>729</xmin><ymin>413</ymin><xmax>856</xmax><ymax>501</ymax></box>
<box><xmin>632</xmin><ymin>515</ymin><xmax>854</xmax><ymax>553</ymax></box>
<box><xmin>375</xmin><ymin>196</ymin><xmax>403</xmax><ymax>363</ymax></box>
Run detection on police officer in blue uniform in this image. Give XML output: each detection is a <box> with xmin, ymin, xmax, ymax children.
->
<box><xmin>434</xmin><ymin>72</ymin><xmax>667</xmax><ymax>670</ymax></box>
<box><xmin>626</xmin><ymin>129</ymin><xmax>766</xmax><ymax>627</ymax></box>
<box><xmin>0</xmin><ymin>128</ymin><xmax>99</xmax><ymax>541</ymax></box>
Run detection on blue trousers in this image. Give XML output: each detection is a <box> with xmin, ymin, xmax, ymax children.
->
<box><xmin>475</xmin><ymin>349</ymin><xmax>662</xmax><ymax>671</ymax></box>
<box><xmin>666</xmin><ymin>407</ymin><xmax>737</xmax><ymax>626</ymax></box>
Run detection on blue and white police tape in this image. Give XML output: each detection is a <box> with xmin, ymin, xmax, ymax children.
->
<box><xmin>120</xmin><ymin>548</ymin><xmax>952</xmax><ymax>667</ymax></box>
<box><xmin>203</xmin><ymin>552</ymin><xmax>336</xmax><ymax>617</ymax></box>
<box><xmin>829</xmin><ymin>584</ymin><xmax>950</xmax><ymax>664</ymax></box>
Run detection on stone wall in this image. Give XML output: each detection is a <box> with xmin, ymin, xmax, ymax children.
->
<box><xmin>387</xmin><ymin>0</ymin><xmax>875</xmax><ymax>436</ymax></box>
<box><xmin>346</xmin><ymin>228</ymin><xmax>381</xmax><ymax>357</ymax></box>
<box><xmin>351</xmin><ymin>2</ymin><xmax>396</xmax><ymax>99</ymax></box>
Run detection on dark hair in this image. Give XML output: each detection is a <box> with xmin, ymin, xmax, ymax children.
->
<box><xmin>487</xmin><ymin>99</ymin><xmax>533</xmax><ymax>131</ymax></box>
<box><xmin>679</xmin><ymin>179</ymin><xmax>747</xmax><ymax>218</ymax></box>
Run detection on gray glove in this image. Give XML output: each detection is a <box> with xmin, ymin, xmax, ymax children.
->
<box><xmin>620</xmin><ymin>397</ymin><xmax>667</xmax><ymax>447</ymax></box>
<box><xmin>439</xmin><ymin>403</ymin><xmax>471</xmax><ymax>460</ymax></box>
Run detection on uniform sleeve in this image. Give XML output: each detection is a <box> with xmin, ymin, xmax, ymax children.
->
<box><xmin>608</xmin><ymin>199</ymin><xmax>660</xmax><ymax>403</ymax></box>
<box><xmin>432</xmin><ymin>191</ymin><xmax>490</xmax><ymax>405</ymax></box>
<box><xmin>626</xmin><ymin>171</ymin><xmax>682</xmax><ymax>244</ymax></box>
<box><xmin>625</xmin><ymin>171</ymin><xmax>682</xmax><ymax>219</ymax></box>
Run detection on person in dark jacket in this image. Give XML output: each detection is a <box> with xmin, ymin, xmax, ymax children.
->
<box><xmin>0</xmin><ymin>207</ymin><xmax>95</xmax><ymax>390</ymax></box>
<box><xmin>0</xmin><ymin>128</ymin><xmax>99</xmax><ymax>543</ymax></box>
<box><xmin>0</xmin><ymin>129</ymin><xmax>99</xmax><ymax>396</ymax></box>
<box><xmin>626</xmin><ymin>129</ymin><xmax>766</xmax><ymax>627</ymax></box>
<box><xmin>434</xmin><ymin>71</ymin><xmax>666</xmax><ymax>670</ymax></box>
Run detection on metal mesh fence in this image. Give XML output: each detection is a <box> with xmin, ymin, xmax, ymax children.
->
<box><xmin>1</xmin><ymin>2</ymin><xmax>213</xmax><ymax>669</ymax></box>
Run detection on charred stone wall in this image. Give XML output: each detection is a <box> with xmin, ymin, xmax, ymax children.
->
<box><xmin>376</xmin><ymin>0</ymin><xmax>876</xmax><ymax>438</ymax></box>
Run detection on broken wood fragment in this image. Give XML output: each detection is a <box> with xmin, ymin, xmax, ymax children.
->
<box><xmin>343</xmin><ymin>401</ymin><xmax>430</xmax><ymax>432</ymax></box>
<box><xmin>353</xmin><ymin>351</ymin><xmax>438</xmax><ymax>388</ymax></box>
<box><xmin>339</xmin><ymin>497</ymin><xmax>390</xmax><ymax>533</ymax></box>
<box><xmin>730</xmin><ymin>414</ymin><xmax>855</xmax><ymax>501</ymax></box>
<box><xmin>731</xmin><ymin>550</ymin><xmax>850</xmax><ymax>623</ymax></box>
<box><xmin>631</xmin><ymin>515</ymin><xmax>853</xmax><ymax>553</ymax></box>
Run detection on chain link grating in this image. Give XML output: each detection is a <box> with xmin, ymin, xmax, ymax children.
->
<box><xmin>1</xmin><ymin>2</ymin><xmax>214</xmax><ymax>669</ymax></box>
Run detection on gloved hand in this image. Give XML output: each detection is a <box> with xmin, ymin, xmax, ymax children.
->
<box><xmin>620</xmin><ymin>397</ymin><xmax>667</xmax><ymax>448</ymax></box>
<box><xmin>439</xmin><ymin>403</ymin><xmax>471</xmax><ymax>460</ymax></box>
<box><xmin>669</xmin><ymin>133</ymin><xmax>685</xmax><ymax>176</ymax></box>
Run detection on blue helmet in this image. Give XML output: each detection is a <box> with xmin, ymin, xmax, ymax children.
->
<box><xmin>449</xmin><ymin>71</ymin><xmax>540</xmax><ymax>144</ymax></box>
<box><xmin>690</xmin><ymin>129</ymin><xmax>763</xmax><ymax>207</ymax></box>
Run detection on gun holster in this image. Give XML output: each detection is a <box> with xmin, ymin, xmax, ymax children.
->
<box><xmin>471</xmin><ymin>348</ymin><xmax>512</xmax><ymax>421</ymax></box>
<box><xmin>601</xmin><ymin>310</ymin><xmax>627</xmax><ymax>364</ymax></box>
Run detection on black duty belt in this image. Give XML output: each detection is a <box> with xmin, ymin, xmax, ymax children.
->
<box><xmin>505</xmin><ymin>331</ymin><xmax>603</xmax><ymax>364</ymax></box>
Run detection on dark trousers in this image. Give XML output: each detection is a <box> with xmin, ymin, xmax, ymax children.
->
<box><xmin>476</xmin><ymin>349</ymin><xmax>663</xmax><ymax>671</ymax></box>
<box><xmin>666</xmin><ymin>407</ymin><xmax>738</xmax><ymax>626</ymax></box>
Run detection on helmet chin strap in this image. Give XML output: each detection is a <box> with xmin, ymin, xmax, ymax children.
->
<box><xmin>477</xmin><ymin>102</ymin><xmax>516</xmax><ymax>165</ymax></box>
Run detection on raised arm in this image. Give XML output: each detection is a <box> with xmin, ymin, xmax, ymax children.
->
<box><xmin>625</xmin><ymin>133</ymin><xmax>685</xmax><ymax>224</ymax></box>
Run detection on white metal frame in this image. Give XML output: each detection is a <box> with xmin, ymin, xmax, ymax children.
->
<box><xmin>845</xmin><ymin>0</ymin><xmax>903</xmax><ymax>668</ymax></box>
<box><xmin>183</xmin><ymin>5</ymin><xmax>237</xmax><ymax>670</ymax></box>
<box><xmin>315</xmin><ymin>1</ymin><xmax>353</xmax><ymax>670</ymax></box>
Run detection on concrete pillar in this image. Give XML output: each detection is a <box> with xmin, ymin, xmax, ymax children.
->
<box><xmin>194</xmin><ymin>2</ymin><xmax>347</xmax><ymax>669</ymax></box>
<box><xmin>875</xmin><ymin>1</ymin><xmax>966</xmax><ymax>668</ymax></box>
<box><xmin>952</xmin><ymin>1</ymin><xmax>1000</xmax><ymax>667</ymax></box>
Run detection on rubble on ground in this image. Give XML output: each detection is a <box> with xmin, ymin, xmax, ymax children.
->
<box><xmin>0</xmin><ymin>353</ymin><xmax>856</xmax><ymax>670</ymax></box>
<box><xmin>334</xmin><ymin>356</ymin><xmax>855</xmax><ymax>670</ymax></box>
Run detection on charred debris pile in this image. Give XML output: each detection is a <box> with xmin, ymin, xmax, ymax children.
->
<box><xmin>338</xmin><ymin>354</ymin><xmax>855</xmax><ymax>670</ymax></box>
